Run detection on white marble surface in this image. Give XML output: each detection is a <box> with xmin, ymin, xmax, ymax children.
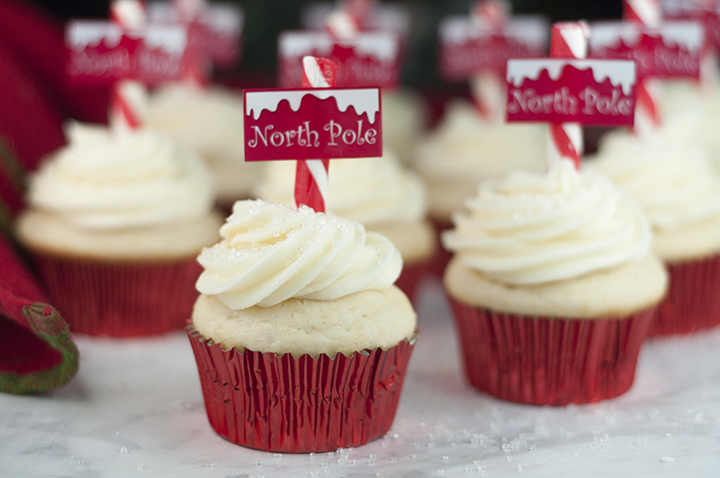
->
<box><xmin>2</xmin><ymin>279</ymin><xmax>720</xmax><ymax>478</ymax></box>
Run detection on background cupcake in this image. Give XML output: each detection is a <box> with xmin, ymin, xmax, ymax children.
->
<box><xmin>442</xmin><ymin>160</ymin><xmax>667</xmax><ymax>405</ymax></box>
<box><xmin>256</xmin><ymin>152</ymin><xmax>436</xmax><ymax>302</ymax></box>
<box><xmin>189</xmin><ymin>199</ymin><xmax>417</xmax><ymax>452</ymax></box>
<box><xmin>591</xmin><ymin>131</ymin><xmax>720</xmax><ymax>336</ymax></box>
<box><xmin>381</xmin><ymin>89</ymin><xmax>428</xmax><ymax>167</ymax></box>
<box><xmin>145</xmin><ymin>83</ymin><xmax>265</xmax><ymax>208</ymax></box>
<box><xmin>15</xmin><ymin>122</ymin><xmax>223</xmax><ymax>336</ymax></box>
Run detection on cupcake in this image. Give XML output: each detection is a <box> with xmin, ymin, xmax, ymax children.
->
<box><xmin>660</xmin><ymin>80</ymin><xmax>720</xmax><ymax>172</ymax></box>
<box><xmin>145</xmin><ymin>83</ymin><xmax>265</xmax><ymax>207</ymax></box>
<box><xmin>416</xmin><ymin>100</ymin><xmax>546</xmax><ymax>275</ymax></box>
<box><xmin>381</xmin><ymin>88</ymin><xmax>428</xmax><ymax>166</ymax></box>
<box><xmin>442</xmin><ymin>160</ymin><xmax>667</xmax><ymax>405</ymax></box>
<box><xmin>591</xmin><ymin>130</ymin><xmax>720</xmax><ymax>336</ymax></box>
<box><xmin>255</xmin><ymin>152</ymin><xmax>436</xmax><ymax>302</ymax></box>
<box><xmin>188</xmin><ymin>199</ymin><xmax>417</xmax><ymax>452</ymax></box>
<box><xmin>15</xmin><ymin>122</ymin><xmax>223</xmax><ymax>336</ymax></box>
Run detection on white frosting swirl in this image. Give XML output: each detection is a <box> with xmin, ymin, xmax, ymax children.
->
<box><xmin>256</xmin><ymin>152</ymin><xmax>427</xmax><ymax>226</ymax></box>
<box><xmin>196</xmin><ymin>200</ymin><xmax>403</xmax><ymax>309</ymax></box>
<box><xmin>146</xmin><ymin>84</ymin><xmax>263</xmax><ymax>199</ymax></box>
<box><xmin>28</xmin><ymin>122</ymin><xmax>215</xmax><ymax>230</ymax></box>
<box><xmin>417</xmin><ymin>101</ymin><xmax>546</xmax><ymax>180</ymax></box>
<box><xmin>442</xmin><ymin>161</ymin><xmax>651</xmax><ymax>285</ymax></box>
<box><xmin>590</xmin><ymin>131</ymin><xmax>720</xmax><ymax>230</ymax></box>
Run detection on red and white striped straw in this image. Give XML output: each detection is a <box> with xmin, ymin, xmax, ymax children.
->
<box><xmin>294</xmin><ymin>56</ymin><xmax>338</xmax><ymax>213</ymax></box>
<box><xmin>623</xmin><ymin>0</ymin><xmax>662</xmax><ymax>136</ymax></box>
<box><xmin>326</xmin><ymin>8</ymin><xmax>362</xmax><ymax>39</ymax></box>
<box><xmin>547</xmin><ymin>22</ymin><xmax>589</xmax><ymax>169</ymax></box>
<box><xmin>109</xmin><ymin>0</ymin><xmax>148</xmax><ymax>131</ymax></box>
<box><xmin>470</xmin><ymin>0</ymin><xmax>509</xmax><ymax>122</ymax></box>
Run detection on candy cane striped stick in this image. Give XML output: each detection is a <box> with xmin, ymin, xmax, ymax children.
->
<box><xmin>546</xmin><ymin>22</ymin><xmax>589</xmax><ymax>169</ymax></box>
<box><xmin>109</xmin><ymin>0</ymin><xmax>148</xmax><ymax>131</ymax></box>
<box><xmin>326</xmin><ymin>8</ymin><xmax>362</xmax><ymax>39</ymax></box>
<box><xmin>470</xmin><ymin>0</ymin><xmax>509</xmax><ymax>123</ymax></box>
<box><xmin>623</xmin><ymin>0</ymin><xmax>662</xmax><ymax>136</ymax></box>
<box><xmin>294</xmin><ymin>56</ymin><xmax>338</xmax><ymax>212</ymax></box>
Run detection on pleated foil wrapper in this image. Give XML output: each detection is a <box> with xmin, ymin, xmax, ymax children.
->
<box><xmin>32</xmin><ymin>253</ymin><xmax>202</xmax><ymax>337</ymax></box>
<box><xmin>187</xmin><ymin>325</ymin><xmax>417</xmax><ymax>453</ymax></box>
<box><xmin>650</xmin><ymin>254</ymin><xmax>720</xmax><ymax>337</ymax></box>
<box><xmin>449</xmin><ymin>299</ymin><xmax>655</xmax><ymax>406</ymax></box>
<box><xmin>429</xmin><ymin>218</ymin><xmax>453</xmax><ymax>278</ymax></box>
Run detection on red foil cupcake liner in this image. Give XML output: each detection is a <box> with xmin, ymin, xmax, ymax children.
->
<box><xmin>651</xmin><ymin>255</ymin><xmax>720</xmax><ymax>337</ymax></box>
<box><xmin>449</xmin><ymin>299</ymin><xmax>655</xmax><ymax>406</ymax></box>
<box><xmin>429</xmin><ymin>218</ymin><xmax>453</xmax><ymax>278</ymax></box>
<box><xmin>187</xmin><ymin>325</ymin><xmax>417</xmax><ymax>453</ymax></box>
<box><xmin>395</xmin><ymin>260</ymin><xmax>432</xmax><ymax>304</ymax></box>
<box><xmin>32</xmin><ymin>253</ymin><xmax>202</xmax><ymax>337</ymax></box>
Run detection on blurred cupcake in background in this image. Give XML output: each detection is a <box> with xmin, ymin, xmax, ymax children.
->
<box><xmin>146</xmin><ymin>84</ymin><xmax>265</xmax><ymax>209</ymax></box>
<box><xmin>381</xmin><ymin>88</ymin><xmax>429</xmax><ymax>167</ymax></box>
<box><xmin>591</xmin><ymin>128</ymin><xmax>720</xmax><ymax>336</ymax></box>
<box><xmin>15</xmin><ymin>122</ymin><xmax>223</xmax><ymax>336</ymax></box>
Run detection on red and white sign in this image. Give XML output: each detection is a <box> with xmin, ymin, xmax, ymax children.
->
<box><xmin>439</xmin><ymin>15</ymin><xmax>549</xmax><ymax>80</ymax></box>
<box><xmin>243</xmin><ymin>87</ymin><xmax>382</xmax><ymax>161</ymax></box>
<box><xmin>588</xmin><ymin>20</ymin><xmax>705</xmax><ymax>79</ymax></box>
<box><xmin>505</xmin><ymin>59</ymin><xmax>637</xmax><ymax>127</ymax></box>
<box><xmin>66</xmin><ymin>21</ymin><xmax>189</xmax><ymax>85</ymax></box>
<box><xmin>278</xmin><ymin>32</ymin><xmax>400</xmax><ymax>88</ymax></box>
<box><xmin>147</xmin><ymin>2</ymin><xmax>244</xmax><ymax>67</ymax></box>
<box><xmin>663</xmin><ymin>0</ymin><xmax>720</xmax><ymax>50</ymax></box>
<box><xmin>301</xmin><ymin>2</ymin><xmax>411</xmax><ymax>42</ymax></box>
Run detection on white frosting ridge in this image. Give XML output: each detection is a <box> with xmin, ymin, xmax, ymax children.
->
<box><xmin>590</xmin><ymin>130</ymin><xmax>720</xmax><ymax>230</ymax></box>
<box><xmin>506</xmin><ymin>59</ymin><xmax>637</xmax><ymax>95</ymax></box>
<box><xmin>196</xmin><ymin>200</ymin><xmax>403</xmax><ymax>309</ymax></box>
<box><xmin>256</xmin><ymin>152</ymin><xmax>426</xmax><ymax>226</ymax></box>
<box><xmin>245</xmin><ymin>88</ymin><xmax>380</xmax><ymax>123</ymax></box>
<box><xmin>28</xmin><ymin>122</ymin><xmax>215</xmax><ymax>230</ymax></box>
<box><xmin>442</xmin><ymin>161</ymin><xmax>652</xmax><ymax>285</ymax></box>
<box><xmin>279</xmin><ymin>31</ymin><xmax>398</xmax><ymax>62</ymax></box>
<box><xmin>66</xmin><ymin>21</ymin><xmax>188</xmax><ymax>53</ymax></box>
<box><xmin>588</xmin><ymin>21</ymin><xmax>704</xmax><ymax>52</ymax></box>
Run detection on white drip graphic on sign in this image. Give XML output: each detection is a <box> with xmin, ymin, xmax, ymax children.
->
<box><xmin>279</xmin><ymin>32</ymin><xmax>398</xmax><ymax>61</ymax></box>
<box><xmin>246</xmin><ymin>89</ymin><xmax>380</xmax><ymax>123</ymax></box>
<box><xmin>506</xmin><ymin>59</ymin><xmax>637</xmax><ymax>95</ymax></box>
<box><xmin>589</xmin><ymin>21</ymin><xmax>704</xmax><ymax>51</ymax></box>
<box><xmin>439</xmin><ymin>15</ymin><xmax>549</xmax><ymax>47</ymax></box>
<box><xmin>67</xmin><ymin>22</ymin><xmax>188</xmax><ymax>53</ymax></box>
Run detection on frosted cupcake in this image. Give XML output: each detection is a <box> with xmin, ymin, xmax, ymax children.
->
<box><xmin>188</xmin><ymin>199</ymin><xmax>417</xmax><ymax>452</ymax></box>
<box><xmin>591</xmin><ymin>131</ymin><xmax>720</xmax><ymax>335</ymax></box>
<box><xmin>145</xmin><ymin>83</ymin><xmax>264</xmax><ymax>206</ymax></box>
<box><xmin>382</xmin><ymin>89</ymin><xmax>428</xmax><ymax>166</ymax></box>
<box><xmin>416</xmin><ymin>100</ymin><xmax>546</xmax><ymax>276</ymax></box>
<box><xmin>442</xmin><ymin>160</ymin><xmax>667</xmax><ymax>405</ymax></box>
<box><xmin>16</xmin><ymin>122</ymin><xmax>223</xmax><ymax>336</ymax></box>
<box><xmin>256</xmin><ymin>152</ymin><xmax>436</xmax><ymax>302</ymax></box>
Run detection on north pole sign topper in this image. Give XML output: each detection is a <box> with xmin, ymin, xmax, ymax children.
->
<box><xmin>662</xmin><ymin>0</ymin><xmax>720</xmax><ymax>51</ymax></box>
<box><xmin>244</xmin><ymin>57</ymin><xmax>382</xmax><ymax>212</ymax></box>
<box><xmin>146</xmin><ymin>1</ymin><xmax>244</xmax><ymax>68</ymax></box>
<box><xmin>66</xmin><ymin>17</ymin><xmax>191</xmax><ymax>85</ymax></box>
<box><xmin>506</xmin><ymin>22</ymin><xmax>638</xmax><ymax>168</ymax></box>
<box><xmin>439</xmin><ymin>14</ymin><xmax>549</xmax><ymax>81</ymax></box>
<box><xmin>277</xmin><ymin>31</ymin><xmax>400</xmax><ymax>88</ymax></box>
<box><xmin>588</xmin><ymin>20</ymin><xmax>705</xmax><ymax>80</ymax></box>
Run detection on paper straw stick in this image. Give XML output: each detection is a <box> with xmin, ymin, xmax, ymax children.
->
<box><xmin>294</xmin><ymin>57</ymin><xmax>338</xmax><ymax>212</ymax></box>
<box><xmin>172</xmin><ymin>0</ymin><xmax>210</xmax><ymax>90</ymax></box>
<box><xmin>470</xmin><ymin>0</ymin><xmax>509</xmax><ymax>122</ymax></box>
<box><xmin>547</xmin><ymin>22</ymin><xmax>589</xmax><ymax>169</ymax></box>
<box><xmin>623</xmin><ymin>0</ymin><xmax>662</xmax><ymax>135</ymax></box>
<box><xmin>109</xmin><ymin>0</ymin><xmax>148</xmax><ymax>131</ymax></box>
